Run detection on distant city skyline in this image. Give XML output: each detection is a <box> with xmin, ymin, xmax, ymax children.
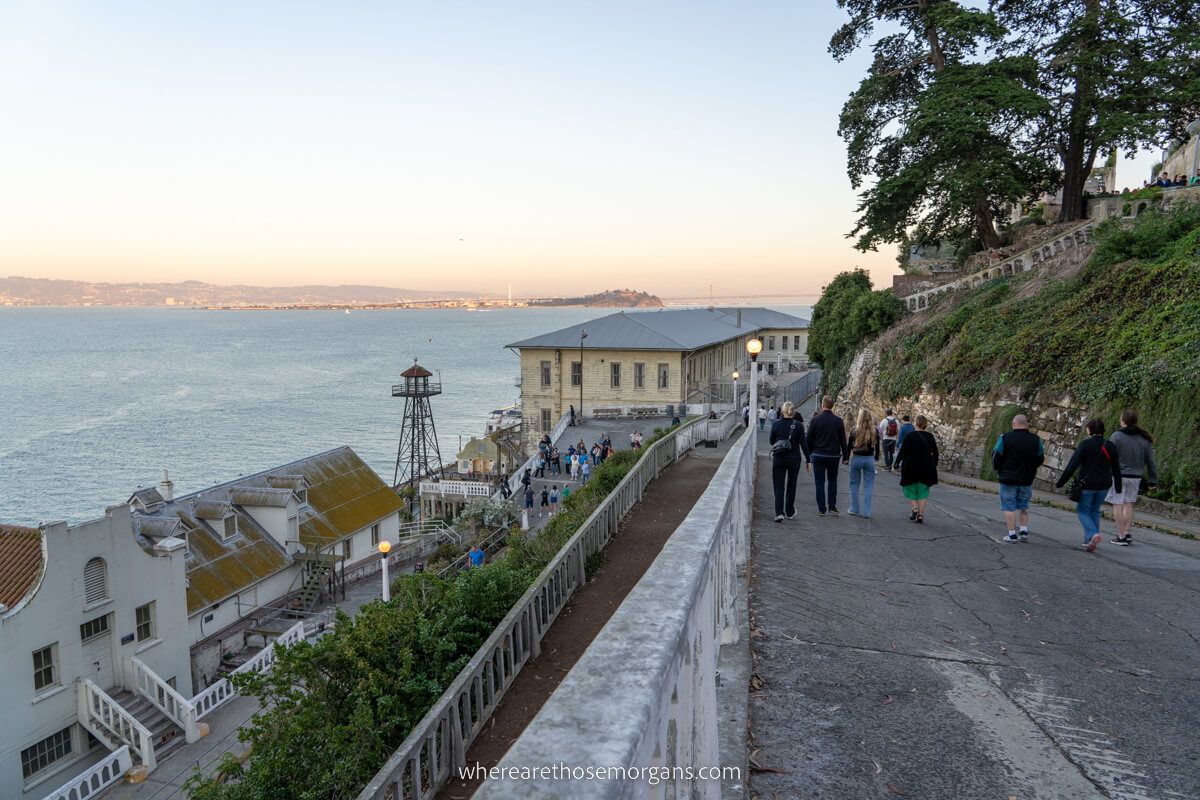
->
<box><xmin>0</xmin><ymin>1</ymin><xmax>1160</xmax><ymax>296</ymax></box>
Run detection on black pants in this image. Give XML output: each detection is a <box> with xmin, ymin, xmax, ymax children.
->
<box><xmin>882</xmin><ymin>439</ymin><xmax>897</xmax><ymax>470</ymax></box>
<box><xmin>772</xmin><ymin>456</ymin><xmax>803</xmax><ymax>517</ymax></box>
<box><xmin>812</xmin><ymin>454</ymin><xmax>841</xmax><ymax>512</ymax></box>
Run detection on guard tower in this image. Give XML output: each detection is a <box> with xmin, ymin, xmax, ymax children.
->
<box><xmin>392</xmin><ymin>360</ymin><xmax>444</xmax><ymax>515</ymax></box>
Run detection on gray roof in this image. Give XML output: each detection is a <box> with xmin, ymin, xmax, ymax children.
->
<box><xmin>230</xmin><ymin>487</ymin><xmax>294</xmax><ymax>508</ymax></box>
<box><xmin>507</xmin><ymin>307</ymin><xmax>808</xmax><ymax>351</ymax></box>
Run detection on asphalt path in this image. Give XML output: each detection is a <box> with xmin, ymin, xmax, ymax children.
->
<box><xmin>747</xmin><ymin>434</ymin><xmax>1200</xmax><ymax>800</ymax></box>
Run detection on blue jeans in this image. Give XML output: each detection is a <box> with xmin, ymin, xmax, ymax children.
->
<box><xmin>1076</xmin><ymin>489</ymin><xmax>1106</xmax><ymax>542</ymax></box>
<box><xmin>811</xmin><ymin>454</ymin><xmax>841</xmax><ymax>512</ymax></box>
<box><xmin>848</xmin><ymin>455</ymin><xmax>876</xmax><ymax>517</ymax></box>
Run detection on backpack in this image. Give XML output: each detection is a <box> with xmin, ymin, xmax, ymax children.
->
<box><xmin>771</xmin><ymin>421</ymin><xmax>799</xmax><ymax>456</ymax></box>
<box><xmin>886</xmin><ymin>419</ymin><xmax>898</xmax><ymax>437</ymax></box>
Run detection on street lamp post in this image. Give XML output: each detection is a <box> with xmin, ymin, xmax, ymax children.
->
<box><xmin>578</xmin><ymin>329</ymin><xmax>587</xmax><ymax>425</ymax></box>
<box><xmin>746</xmin><ymin>339</ymin><xmax>762</xmax><ymax>435</ymax></box>
<box><xmin>731</xmin><ymin>370</ymin><xmax>740</xmax><ymax>415</ymax></box>
<box><xmin>378</xmin><ymin>541</ymin><xmax>392</xmax><ymax>602</ymax></box>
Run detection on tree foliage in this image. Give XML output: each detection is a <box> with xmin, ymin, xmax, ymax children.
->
<box><xmin>807</xmin><ymin>269</ymin><xmax>904</xmax><ymax>396</ymax></box>
<box><xmin>833</xmin><ymin>0</ymin><xmax>1055</xmax><ymax>251</ymax></box>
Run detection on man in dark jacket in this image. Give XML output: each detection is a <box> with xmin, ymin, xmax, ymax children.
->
<box><xmin>806</xmin><ymin>395</ymin><xmax>848</xmax><ymax>515</ymax></box>
<box><xmin>992</xmin><ymin>414</ymin><xmax>1045</xmax><ymax>542</ymax></box>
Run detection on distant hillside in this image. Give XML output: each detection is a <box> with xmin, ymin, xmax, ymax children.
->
<box><xmin>0</xmin><ymin>276</ymin><xmax>483</xmax><ymax>307</ymax></box>
<box><xmin>532</xmin><ymin>289</ymin><xmax>662</xmax><ymax>308</ymax></box>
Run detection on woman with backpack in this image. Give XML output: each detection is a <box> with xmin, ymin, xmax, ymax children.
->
<box><xmin>1106</xmin><ymin>410</ymin><xmax>1158</xmax><ymax>546</ymax></box>
<box><xmin>895</xmin><ymin>415</ymin><xmax>938</xmax><ymax>523</ymax></box>
<box><xmin>769</xmin><ymin>401</ymin><xmax>812</xmax><ymax>522</ymax></box>
<box><xmin>846</xmin><ymin>409</ymin><xmax>881</xmax><ymax>518</ymax></box>
<box><xmin>1056</xmin><ymin>418</ymin><xmax>1123</xmax><ymax>552</ymax></box>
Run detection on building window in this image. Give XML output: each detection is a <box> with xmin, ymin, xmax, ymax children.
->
<box><xmin>80</xmin><ymin>614</ymin><xmax>110</xmax><ymax>642</ymax></box>
<box><xmin>371</xmin><ymin>523</ymin><xmax>381</xmax><ymax>546</ymax></box>
<box><xmin>32</xmin><ymin>644</ymin><xmax>58</xmax><ymax>692</ymax></box>
<box><xmin>570</xmin><ymin>361</ymin><xmax>581</xmax><ymax>387</ymax></box>
<box><xmin>634</xmin><ymin>363</ymin><xmax>645</xmax><ymax>389</ymax></box>
<box><xmin>767</xmin><ymin>336</ymin><xmax>776</xmax><ymax>350</ymax></box>
<box><xmin>21</xmin><ymin>727</ymin><xmax>73</xmax><ymax>781</ymax></box>
<box><xmin>223</xmin><ymin>515</ymin><xmax>238</xmax><ymax>540</ymax></box>
<box><xmin>288</xmin><ymin>515</ymin><xmax>299</xmax><ymax>543</ymax></box>
<box><xmin>794</xmin><ymin>335</ymin><xmax>801</xmax><ymax>351</ymax></box>
<box><xmin>342</xmin><ymin>539</ymin><xmax>353</xmax><ymax>561</ymax></box>
<box><xmin>767</xmin><ymin>363</ymin><xmax>776</xmax><ymax>375</ymax></box>
<box><xmin>540</xmin><ymin>407</ymin><xmax>552</xmax><ymax>431</ymax></box>
<box><xmin>83</xmin><ymin>557</ymin><xmax>108</xmax><ymax>605</ymax></box>
<box><xmin>135</xmin><ymin>602</ymin><xmax>156</xmax><ymax>642</ymax></box>
<box><xmin>540</xmin><ymin>360</ymin><xmax>552</xmax><ymax>387</ymax></box>
<box><xmin>781</xmin><ymin>335</ymin><xmax>789</xmax><ymax>350</ymax></box>
<box><xmin>658</xmin><ymin>363</ymin><xmax>669</xmax><ymax>390</ymax></box>
<box><xmin>610</xmin><ymin>363</ymin><xmax>621</xmax><ymax>388</ymax></box>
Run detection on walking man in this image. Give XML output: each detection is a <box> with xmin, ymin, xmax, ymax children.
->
<box><xmin>758</xmin><ymin>407</ymin><xmax>768</xmax><ymax>431</ymax></box>
<box><xmin>806</xmin><ymin>395</ymin><xmax>849</xmax><ymax>516</ymax></box>
<box><xmin>894</xmin><ymin>414</ymin><xmax>915</xmax><ymax>471</ymax></box>
<box><xmin>878</xmin><ymin>409</ymin><xmax>900</xmax><ymax>471</ymax></box>
<box><xmin>539</xmin><ymin>485</ymin><xmax>550</xmax><ymax>516</ymax></box>
<box><xmin>992</xmin><ymin>414</ymin><xmax>1045</xmax><ymax>542</ymax></box>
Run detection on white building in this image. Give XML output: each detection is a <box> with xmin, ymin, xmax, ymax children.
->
<box><xmin>127</xmin><ymin>446</ymin><xmax>406</xmax><ymax>690</ymax></box>
<box><xmin>0</xmin><ymin>509</ymin><xmax>191</xmax><ymax>798</ymax></box>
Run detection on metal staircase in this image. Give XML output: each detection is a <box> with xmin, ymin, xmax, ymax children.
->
<box><xmin>295</xmin><ymin>552</ymin><xmax>340</xmax><ymax>611</ymax></box>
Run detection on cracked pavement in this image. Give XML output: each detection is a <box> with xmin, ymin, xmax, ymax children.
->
<box><xmin>746</xmin><ymin>434</ymin><xmax>1200</xmax><ymax>800</ymax></box>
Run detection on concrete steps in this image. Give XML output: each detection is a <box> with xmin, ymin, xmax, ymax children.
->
<box><xmin>108</xmin><ymin>688</ymin><xmax>187</xmax><ymax>762</ymax></box>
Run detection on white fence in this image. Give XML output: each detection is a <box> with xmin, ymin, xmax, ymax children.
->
<box><xmin>193</xmin><ymin>620</ymin><xmax>306</xmax><ymax>719</ymax></box>
<box><xmin>475</xmin><ymin>425</ymin><xmax>755</xmax><ymax>799</ymax></box>
<box><xmin>77</xmin><ymin>680</ymin><xmax>156</xmax><ymax>771</ymax></box>
<box><xmin>419</xmin><ymin>480</ymin><xmax>493</xmax><ymax>498</ymax></box>
<box><xmin>39</xmin><ymin>745</ymin><xmax>132</xmax><ymax>800</ymax></box>
<box><xmin>356</xmin><ymin>415</ymin><xmax>716</xmax><ymax>800</ymax></box>
<box><xmin>124</xmin><ymin>657</ymin><xmax>202</xmax><ymax>743</ymax></box>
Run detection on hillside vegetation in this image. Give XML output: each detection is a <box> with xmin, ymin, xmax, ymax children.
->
<box><xmin>869</xmin><ymin>203</ymin><xmax>1200</xmax><ymax>501</ymax></box>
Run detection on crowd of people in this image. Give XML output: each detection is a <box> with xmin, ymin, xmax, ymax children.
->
<box><xmin>510</xmin><ymin>431</ymin><xmax>621</xmax><ymax>520</ymax></box>
<box><xmin>763</xmin><ymin>397</ymin><xmax>1158</xmax><ymax>552</ymax></box>
<box><xmin>1152</xmin><ymin>170</ymin><xmax>1200</xmax><ymax>188</ymax></box>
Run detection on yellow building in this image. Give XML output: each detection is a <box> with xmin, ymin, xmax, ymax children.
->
<box><xmin>507</xmin><ymin>307</ymin><xmax>809</xmax><ymax>440</ymax></box>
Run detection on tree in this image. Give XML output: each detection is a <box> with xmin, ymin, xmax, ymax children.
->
<box><xmin>993</xmin><ymin>0</ymin><xmax>1200</xmax><ymax>221</ymax></box>
<box><xmin>807</xmin><ymin>269</ymin><xmax>904</xmax><ymax>395</ymax></box>
<box><xmin>832</xmin><ymin>0</ymin><xmax>1055</xmax><ymax>251</ymax></box>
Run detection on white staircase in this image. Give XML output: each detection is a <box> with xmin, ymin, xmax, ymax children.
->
<box><xmin>106</xmin><ymin>689</ymin><xmax>187</xmax><ymax>763</ymax></box>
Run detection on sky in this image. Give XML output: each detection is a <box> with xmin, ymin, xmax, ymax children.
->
<box><xmin>0</xmin><ymin>1</ymin><xmax>1163</xmax><ymax>301</ymax></box>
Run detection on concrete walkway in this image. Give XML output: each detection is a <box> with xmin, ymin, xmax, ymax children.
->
<box><xmin>746</xmin><ymin>425</ymin><xmax>1200</xmax><ymax>800</ymax></box>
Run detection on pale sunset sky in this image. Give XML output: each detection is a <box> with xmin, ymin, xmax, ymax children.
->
<box><xmin>0</xmin><ymin>1</ymin><xmax>1159</xmax><ymax>299</ymax></box>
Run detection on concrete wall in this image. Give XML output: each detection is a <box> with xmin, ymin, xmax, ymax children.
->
<box><xmin>0</xmin><ymin>506</ymin><xmax>190</xmax><ymax>797</ymax></box>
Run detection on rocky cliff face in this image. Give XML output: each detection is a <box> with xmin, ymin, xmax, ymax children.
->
<box><xmin>836</xmin><ymin>342</ymin><xmax>1092</xmax><ymax>489</ymax></box>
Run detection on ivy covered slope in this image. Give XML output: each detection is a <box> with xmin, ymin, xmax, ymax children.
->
<box><xmin>875</xmin><ymin>203</ymin><xmax>1200</xmax><ymax>502</ymax></box>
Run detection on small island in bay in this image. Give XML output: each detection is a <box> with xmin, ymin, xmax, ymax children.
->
<box><xmin>530</xmin><ymin>288</ymin><xmax>662</xmax><ymax>308</ymax></box>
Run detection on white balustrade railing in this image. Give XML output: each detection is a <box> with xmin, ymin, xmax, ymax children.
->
<box><xmin>193</xmin><ymin>620</ymin><xmax>307</xmax><ymax>719</ymax></box>
<box><xmin>419</xmin><ymin>480</ymin><xmax>493</xmax><ymax>498</ymax></box>
<box><xmin>356</xmin><ymin>414</ymin><xmax>719</xmax><ymax>800</ymax></box>
<box><xmin>77</xmin><ymin>680</ymin><xmax>156</xmax><ymax>772</ymax></box>
<box><xmin>125</xmin><ymin>657</ymin><xmax>202</xmax><ymax>743</ymax></box>
<box><xmin>39</xmin><ymin>744</ymin><xmax>132</xmax><ymax>800</ymax></box>
<box><xmin>475</xmin><ymin>425</ymin><xmax>756</xmax><ymax>799</ymax></box>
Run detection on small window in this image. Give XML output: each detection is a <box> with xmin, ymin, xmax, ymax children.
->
<box><xmin>342</xmin><ymin>539</ymin><xmax>352</xmax><ymax>561</ymax></box>
<box><xmin>634</xmin><ymin>363</ymin><xmax>645</xmax><ymax>389</ymax></box>
<box><xmin>32</xmin><ymin>644</ymin><xmax>58</xmax><ymax>692</ymax></box>
<box><xmin>223</xmin><ymin>515</ymin><xmax>238</xmax><ymax>540</ymax></box>
<box><xmin>570</xmin><ymin>361</ymin><xmax>581</xmax><ymax>387</ymax></box>
<box><xmin>767</xmin><ymin>336</ymin><xmax>776</xmax><ymax>350</ymax></box>
<box><xmin>80</xmin><ymin>614</ymin><xmax>110</xmax><ymax>642</ymax></box>
<box><xmin>83</xmin><ymin>557</ymin><xmax>108</xmax><ymax>605</ymax></box>
<box><xmin>610</xmin><ymin>363</ymin><xmax>621</xmax><ymax>388</ymax></box>
<box><xmin>781</xmin><ymin>335</ymin><xmax>789</xmax><ymax>350</ymax></box>
<box><xmin>288</xmin><ymin>515</ymin><xmax>299</xmax><ymax>543</ymax></box>
<box><xmin>658</xmin><ymin>363</ymin><xmax>669</xmax><ymax>390</ymax></box>
<box><xmin>540</xmin><ymin>360</ymin><xmax>552</xmax><ymax>387</ymax></box>
<box><xmin>21</xmin><ymin>726</ymin><xmax>73</xmax><ymax>781</ymax></box>
<box><xmin>371</xmin><ymin>523</ymin><xmax>381</xmax><ymax>546</ymax></box>
<box><xmin>540</xmin><ymin>407</ymin><xmax>552</xmax><ymax>431</ymax></box>
<box><xmin>794</xmin><ymin>335</ymin><xmax>801</xmax><ymax>351</ymax></box>
<box><xmin>135</xmin><ymin>602</ymin><xmax>156</xmax><ymax>643</ymax></box>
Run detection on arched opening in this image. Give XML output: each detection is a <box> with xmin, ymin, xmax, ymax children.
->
<box><xmin>84</xmin><ymin>557</ymin><xmax>109</xmax><ymax>605</ymax></box>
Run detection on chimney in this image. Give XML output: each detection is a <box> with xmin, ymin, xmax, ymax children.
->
<box><xmin>736</xmin><ymin>309</ymin><xmax>742</xmax><ymax>328</ymax></box>
<box><xmin>159</xmin><ymin>469</ymin><xmax>174</xmax><ymax>502</ymax></box>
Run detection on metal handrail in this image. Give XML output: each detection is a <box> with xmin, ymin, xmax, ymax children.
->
<box><xmin>356</xmin><ymin>415</ymin><xmax>712</xmax><ymax>800</ymax></box>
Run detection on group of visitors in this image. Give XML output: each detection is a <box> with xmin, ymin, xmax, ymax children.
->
<box><xmin>766</xmin><ymin>396</ymin><xmax>1158</xmax><ymax>553</ymax></box>
<box><xmin>1153</xmin><ymin>171</ymin><xmax>1200</xmax><ymax>188</ymax></box>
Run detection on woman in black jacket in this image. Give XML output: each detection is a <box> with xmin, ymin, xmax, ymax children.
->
<box><xmin>895</xmin><ymin>415</ymin><xmax>938</xmax><ymax>523</ymax></box>
<box><xmin>769</xmin><ymin>401</ymin><xmax>812</xmax><ymax>522</ymax></box>
<box><xmin>1055</xmin><ymin>418</ymin><xmax>1122</xmax><ymax>552</ymax></box>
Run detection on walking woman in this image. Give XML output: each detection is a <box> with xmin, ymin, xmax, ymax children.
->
<box><xmin>846</xmin><ymin>409</ymin><xmax>881</xmax><ymax>518</ymax></box>
<box><xmin>1056</xmin><ymin>418</ymin><xmax>1122</xmax><ymax>552</ymax></box>
<box><xmin>1107</xmin><ymin>410</ymin><xmax>1158</xmax><ymax>546</ymax></box>
<box><xmin>895</xmin><ymin>415</ymin><xmax>938</xmax><ymax>523</ymax></box>
<box><xmin>769</xmin><ymin>401</ymin><xmax>812</xmax><ymax>522</ymax></box>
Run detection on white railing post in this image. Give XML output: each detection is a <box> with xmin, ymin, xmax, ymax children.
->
<box><xmin>40</xmin><ymin>744</ymin><xmax>133</xmax><ymax>800</ymax></box>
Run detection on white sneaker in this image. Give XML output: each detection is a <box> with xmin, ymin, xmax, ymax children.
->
<box><xmin>774</xmin><ymin>514</ymin><xmax>784</xmax><ymax>523</ymax></box>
